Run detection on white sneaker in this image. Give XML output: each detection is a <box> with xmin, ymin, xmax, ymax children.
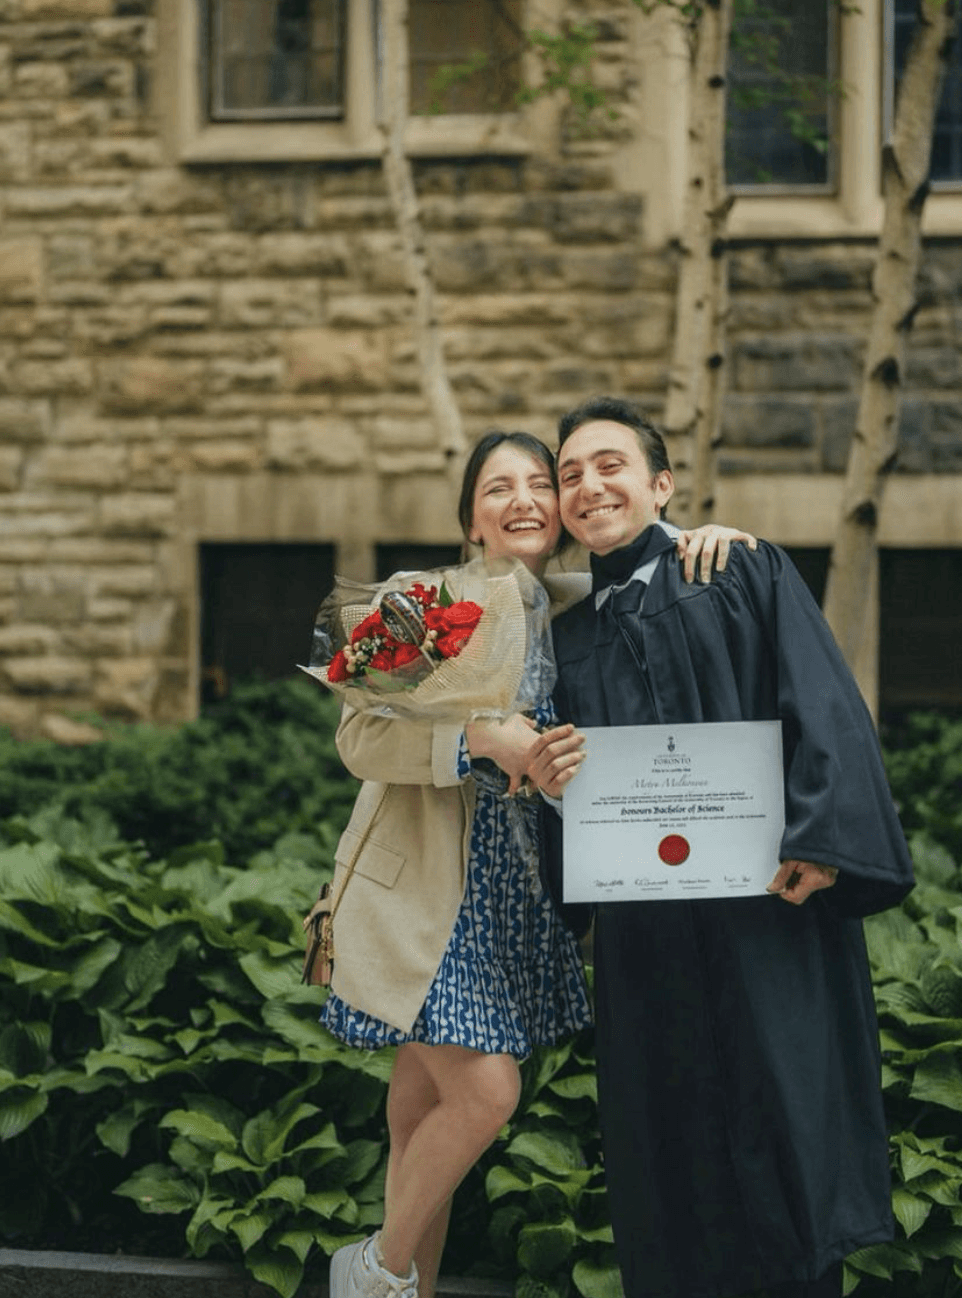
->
<box><xmin>329</xmin><ymin>1234</ymin><xmax>418</xmax><ymax>1298</ymax></box>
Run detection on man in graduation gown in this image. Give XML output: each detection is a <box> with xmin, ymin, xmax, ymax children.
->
<box><xmin>529</xmin><ymin>396</ymin><xmax>914</xmax><ymax>1298</ymax></box>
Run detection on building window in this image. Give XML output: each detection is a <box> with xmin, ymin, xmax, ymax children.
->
<box><xmin>884</xmin><ymin>0</ymin><xmax>962</xmax><ymax>186</ymax></box>
<box><xmin>879</xmin><ymin>549</ymin><xmax>962</xmax><ymax>714</ymax></box>
<box><xmin>162</xmin><ymin>0</ymin><xmax>543</xmax><ymax>162</ymax></box>
<box><xmin>209</xmin><ymin>0</ymin><xmax>345</xmax><ymax>121</ymax></box>
<box><xmin>200</xmin><ymin>543</ymin><xmax>334</xmax><ymax>702</ymax></box>
<box><xmin>726</xmin><ymin>0</ymin><xmax>835</xmax><ymax>190</ymax></box>
<box><xmin>376</xmin><ymin>542</ymin><xmax>462</xmax><ymax>581</ymax></box>
<box><xmin>408</xmin><ymin>0</ymin><xmax>523</xmax><ymax>114</ymax></box>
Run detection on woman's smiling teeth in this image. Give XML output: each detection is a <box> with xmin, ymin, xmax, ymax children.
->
<box><xmin>505</xmin><ymin>519</ymin><xmax>543</xmax><ymax>531</ymax></box>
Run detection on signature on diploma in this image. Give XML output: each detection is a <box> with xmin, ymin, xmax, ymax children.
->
<box><xmin>724</xmin><ymin>874</ymin><xmax>754</xmax><ymax>885</ymax></box>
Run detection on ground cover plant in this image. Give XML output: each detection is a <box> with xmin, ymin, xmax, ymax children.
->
<box><xmin>0</xmin><ymin>690</ymin><xmax>961</xmax><ymax>1298</ymax></box>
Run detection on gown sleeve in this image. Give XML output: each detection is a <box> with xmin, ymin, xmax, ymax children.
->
<box><xmin>734</xmin><ymin>544</ymin><xmax>914</xmax><ymax>917</ymax></box>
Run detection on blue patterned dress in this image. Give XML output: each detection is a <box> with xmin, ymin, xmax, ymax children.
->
<box><xmin>320</xmin><ymin>699</ymin><xmax>592</xmax><ymax>1059</ymax></box>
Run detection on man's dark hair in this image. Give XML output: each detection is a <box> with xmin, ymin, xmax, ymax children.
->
<box><xmin>557</xmin><ymin>396</ymin><xmax>672</xmax><ymax>477</ymax></box>
<box><xmin>457</xmin><ymin>429</ymin><xmax>573</xmax><ymax>553</ymax></box>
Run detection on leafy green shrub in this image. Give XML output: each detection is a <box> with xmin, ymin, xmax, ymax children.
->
<box><xmin>883</xmin><ymin>713</ymin><xmax>962</xmax><ymax>862</ymax></box>
<box><xmin>848</xmin><ymin>833</ymin><xmax>962</xmax><ymax>1297</ymax></box>
<box><xmin>0</xmin><ymin>678</ymin><xmax>356</xmax><ymax>864</ymax></box>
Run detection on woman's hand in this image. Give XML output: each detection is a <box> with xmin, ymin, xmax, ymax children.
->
<box><xmin>676</xmin><ymin>524</ymin><xmax>758</xmax><ymax>584</ymax></box>
<box><xmin>465</xmin><ymin>714</ymin><xmax>540</xmax><ymax>795</ymax></box>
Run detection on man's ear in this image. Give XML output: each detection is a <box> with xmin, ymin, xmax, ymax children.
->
<box><xmin>654</xmin><ymin>470</ymin><xmax>674</xmax><ymax>511</ymax></box>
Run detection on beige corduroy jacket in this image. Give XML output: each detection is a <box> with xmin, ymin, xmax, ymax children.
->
<box><xmin>327</xmin><ymin>568</ymin><xmax>589</xmax><ymax>1033</ymax></box>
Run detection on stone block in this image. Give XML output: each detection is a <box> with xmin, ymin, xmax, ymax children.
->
<box><xmin>56</xmin><ymin>411</ymin><xmax>160</xmax><ymax>443</ymax></box>
<box><xmin>32</xmin><ymin>445</ymin><xmax>128</xmax><ymax>488</ymax></box>
<box><xmin>13</xmin><ymin>62</ymin><xmax>70</xmax><ymax>97</ymax></box>
<box><xmin>563</xmin><ymin>250</ymin><xmax>637</xmax><ymax>292</ymax></box>
<box><xmin>88</xmin><ymin>597</ymin><xmax>132</xmax><ymax>620</ymax></box>
<box><xmin>776</xmin><ymin>249</ymin><xmax>874</xmax><ymax>292</ymax></box>
<box><xmin>88</xmin><ymin>564</ymin><xmax>156</xmax><ymax>598</ymax></box>
<box><xmin>99</xmin><ymin>493</ymin><xmax>176</xmax><ymax>536</ymax></box>
<box><xmin>137</xmin><ymin>170</ymin><xmax>225</xmax><ymax>216</ymax></box>
<box><xmin>94</xmin><ymin>657</ymin><xmax>158</xmax><ymax>719</ymax></box>
<box><xmin>0</xmin><ymin>238</ymin><xmax>43</xmax><ymax>304</ymax></box>
<box><xmin>266</xmin><ymin>417</ymin><xmax>364</xmax><ymax>470</ymax></box>
<box><xmin>731</xmin><ymin>335</ymin><xmax>862</xmax><ymax>392</ymax></box>
<box><xmin>219</xmin><ymin>280</ymin><xmax>323</xmax><ymax>329</ymax></box>
<box><xmin>722</xmin><ymin>396</ymin><xmax>816</xmax><ymax>450</ymax></box>
<box><xmin>0</xmin><ymin>448</ymin><xmax>23</xmax><ymax>490</ymax></box>
<box><xmin>820</xmin><ymin>398</ymin><xmax>859</xmax><ymax>471</ymax></box>
<box><xmin>6</xmin><ymin>186</ymin><xmax>134</xmax><ymax>218</ymax></box>
<box><xmin>88</xmin><ymin>137</ymin><xmax>163</xmax><ymax>170</ymax></box>
<box><xmin>89</xmin><ymin>16</ymin><xmax>154</xmax><ymax>55</ymax></box>
<box><xmin>15</xmin><ymin>358</ymin><xmax>94</xmax><ymax>395</ymax></box>
<box><xmin>4</xmin><ymin>656</ymin><xmax>92</xmax><ymax>694</ymax></box>
<box><xmin>894</xmin><ymin>399</ymin><xmax>932</xmax><ymax>472</ymax></box>
<box><xmin>370</xmin><ymin>415</ymin><xmax>437</xmax><ymax>450</ymax></box>
<box><xmin>208</xmin><ymin>358</ymin><xmax>284</xmax><ymax>395</ymax></box>
<box><xmin>39</xmin><ymin>713</ymin><xmax>105</xmax><ymax>744</ymax></box>
<box><xmin>0</xmin><ymin>123</ymin><xmax>30</xmax><ymax>183</ymax></box>
<box><xmin>182</xmin><ymin>440</ymin><xmax>261</xmax><ymax>472</ymax></box>
<box><xmin>19</xmin><ymin>588</ymin><xmax>86</xmax><ymax>623</ymax></box>
<box><xmin>98</xmin><ymin>356</ymin><xmax>205</xmax><ymax>413</ymax></box>
<box><xmin>67</xmin><ymin>60</ymin><xmax>133</xmax><ymax>98</ymax></box>
<box><xmin>521</xmin><ymin>193</ymin><xmax>643</xmax><ymax>244</ymax></box>
<box><xmin>906</xmin><ymin>347</ymin><xmax>962</xmax><ymax>388</ymax></box>
<box><xmin>257</xmin><ymin>233</ymin><xmax>351</xmax><ymax>277</ymax></box>
<box><xmin>0</xmin><ymin>625</ymin><xmax>57</xmax><ymax>655</ymax></box>
<box><xmin>283</xmin><ymin>328</ymin><xmax>391</xmax><ymax>392</ymax></box>
<box><xmin>351</xmin><ymin>232</ymin><xmax>408</xmax><ymax>292</ymax></box>
<box><xmin>63</xmin><ymin>623</ymin><xmax>131</xmax><ymax>655</ymax></box>
<box><xmin>375</xmin><ymin>450</ymin><xmax>448</xmax><ymax>475</ymax></box>
<box><xmin>0</xmin><ymin>696</ymin><xmax>39</xmax><ymax>735</ymax></box>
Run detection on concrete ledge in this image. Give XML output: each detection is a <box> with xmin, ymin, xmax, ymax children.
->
<box><xmin>0</xmin><ymin>1250</ymin><xmax>514</xmax><ymax>1298</ymax></box>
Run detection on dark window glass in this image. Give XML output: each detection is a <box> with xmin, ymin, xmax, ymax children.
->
<box><xmin>880</xmin><ymin>549</ymin><xmax>962</xmax><ymax>712</ymax></box>
<box><xmin>889</xmin><ymin>0</ymin><xmax>962</xmax><ymax>184</ymax></box>
<box><xmin>783</xmin><ymin>547</ymin><xmax>830</xmax><ymax>604</ymax></box>
<box><xmin>408</xmin><ymin>0</ymin><xmax>523</xmax><ymax>114</ymax></box>
<box><xmin>726</xmin><ymin>0</ymin><xmax>833</xmax><ymax>188</ymax></box>
<box><xmin>200</xmin><ymin>543</ymin><xmax>335</xmax><ymax>702</ymax></box>
<box><xmin>209</xmin><ymin>0</ymin><xmax>345</xmax><ymax>120</ymax></box>
<box><xmin>376</xmin><ymin>543</ymin><xmax>463</xmax><ymax>581</ymax></box>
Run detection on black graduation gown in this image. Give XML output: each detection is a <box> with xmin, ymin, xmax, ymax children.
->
<box><xmin>549</xmin><ymin>529</ymin><xmax>914</xmax><ymax>1298</ymax></box>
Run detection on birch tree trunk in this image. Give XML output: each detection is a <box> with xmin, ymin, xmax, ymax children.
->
<box><xmin>379</xmin><ymin>0</ymin><xmax>467</xmax><ymax>487</ymax></box>
<box><xmin>822</xmin><ymin>0</ymin><xmax>956</xmax><ymax>669</ymax></box>
<box><xmin>660</xmin><ymin>0</ymin><xmax>733</xmax><ymax>524</ymax></box>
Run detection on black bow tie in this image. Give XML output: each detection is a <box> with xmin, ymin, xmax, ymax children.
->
<box><xmin>589</xmin><ymin>525</ymin><xmax>676</xmax><ymax>595</ymax></box>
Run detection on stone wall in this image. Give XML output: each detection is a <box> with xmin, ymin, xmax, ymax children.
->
<box><xmin>1</xmin><ymin>1</ymin><xmax>961</xmax><ymax>736</ymax></box>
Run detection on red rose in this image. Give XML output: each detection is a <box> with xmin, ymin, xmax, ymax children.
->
<box><xmin>351</xmin><ymin>611</ymin><xmax>386</xmax><ymax>644</ymax></box>
<box><xmin>327</xmin><ymin>650</ymin><xmax>350</xmax><ymax>683</ymax></box>
<box><xmin>444</xmin><ymin>600</ymin><xmax>483</xmax><ymax>629</ymax></box>
<box><xmin>391</xmin><ymin>643</ymin><xmax>422</xmax><ymax>668</ymax></box>
<box><xmin>435</xmin><ymin>627</ymin><xmax>476</xmax><ymax>659</ymax></box>
<box><xmin>409</xmin><ymin>583</ymin><xmax>438</xmax><ymax>607</ymax></box>
<box><xmin>371</xmin><ymin>642</ymin><xmax>421</xmax><ymax>672</ymax></box>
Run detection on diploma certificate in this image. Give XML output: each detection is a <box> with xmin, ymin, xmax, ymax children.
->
<box><xmin>563</xmin><ymin>721</ymin><xmax>785</xmax><ymax>902</ymax></box>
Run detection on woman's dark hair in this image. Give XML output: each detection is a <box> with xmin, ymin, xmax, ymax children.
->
<box><xmin>557</xmin><ymin>395</ymin><xmax>672</xmax><ymax>477</ymax></box>
<box><xmin>457</xmin><ymin>429</ymin><xmax>572</xmax><ymax>554</ymax></box>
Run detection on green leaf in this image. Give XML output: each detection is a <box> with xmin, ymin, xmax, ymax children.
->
<box><xmin>573</xmin><ymin>1257</ymin><xmax>624</xmax><ymax>1298</ymax></box>
<box><xmin>891</xmin><ymin>1186</ymin><xmax>932</xmax><ymax>1239</ymax></box>
<box><xmin>0</xmin><ymin>1089</ymin><xmax>48</xmax><ymax>1141</ymax></box>
<box><xmin>160</xmin><ymin>1108</ymin><xmax>240</xmax><ymax>1151</ymax></box>
<box><xmin>246</xmin><ymin>1244</ymin><xmax>305</xmax><ymax>1298</ymax></box>
<box><xmin>486</xmin><ymin>1164</ymin><xmax>532</xmax><ymax>1200</ymax></box>
<box><xmin>242</xmin><ymin>1101</ymin><xmax>319</xmax><ymax>1166</ymax></box>
<box><xmin>256</xmin><ymin>1176</ymin><xmax>306</xmax><ymax>1208</ymax></box>
<box><xmin>909</xmin><ymin>1050</ymin><xmax>962</xmax><ymax>1112</ymax></box>
<box><xmin>231</xmin><ymin>1209</ymin><xmax>274</xmax><ymax>1252</ymax></box>
<box><xmin>113</xmin><ymin>1164</ymin><xmax>200</xmax><ymax>1214</ymax></box>
<box><xmin>505</xmin><ymin>1129</ymin><xmax>584</xmax><ymax>1176</ymax></box>
<box><xmin>518</xmin><ymin>1220</ymin><xmax>578</xmax><ymax>1275</ymax></box>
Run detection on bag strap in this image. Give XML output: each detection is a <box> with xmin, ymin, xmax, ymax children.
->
<box><xmin>327</xmin><ymin>785</ymin><xmax>389</xmax><ymax>922</ymax></box>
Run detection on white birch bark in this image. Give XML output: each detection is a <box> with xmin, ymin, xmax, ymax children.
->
<box><xmin>822</xmin><ymin>0</ymin><xmax>957</xmax><ymax>669</ymax></box>
<box><xmin>660</xmin><ymin>0</ymin><xmax>733</xmax><ymax>524</ymax></box>
<box><xmin>379</xmin><ymin>0</ymin><xmax>467</xmax><ymax>485</ymax></box>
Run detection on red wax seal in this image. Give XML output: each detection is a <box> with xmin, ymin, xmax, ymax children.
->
<box><xmin>658</xmin><ymin>834</ymin><xmax>690</xmax><ymax>866</ymax></box>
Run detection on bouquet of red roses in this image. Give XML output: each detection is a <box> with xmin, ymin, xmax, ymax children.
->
<box><xmin>300</xmin><ymin>559</ymin><xmax>554</xmax><ymax>723</ymax></box>
<box><xmin>325</xmin><ymin>579</ymin><xmax>482</xmax><ymax>688</ymax></box>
